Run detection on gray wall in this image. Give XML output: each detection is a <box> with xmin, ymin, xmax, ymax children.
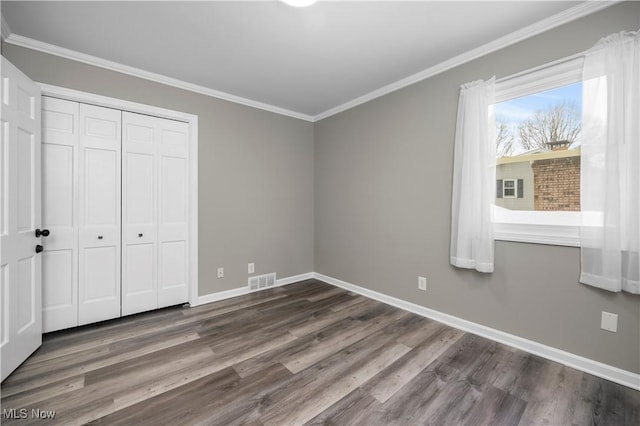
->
<box><xmin>1</xmin><ymin>43</ymin><xmax>314</xmax><ymax>297</ymax></box>
<box><xmin>314</xmin><ymin>1</ymin><xmax>640</xmax><ymax>373</ymax></box>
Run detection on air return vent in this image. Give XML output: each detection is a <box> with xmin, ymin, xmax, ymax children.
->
<box><xmin>248</xmin><ymin>273</ymin><xmax>276</xmax><ymax>291</ymax></box>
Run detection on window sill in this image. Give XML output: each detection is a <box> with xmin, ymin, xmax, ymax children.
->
<box><xmin>494</xmin><ymin>223</ymin><xmax>579</xmax><ymax>247</ymax></box>
<box><xmin>493</xmin><ymin>206</ymin><xmax>581</xmax><ymax>247</ymax></box>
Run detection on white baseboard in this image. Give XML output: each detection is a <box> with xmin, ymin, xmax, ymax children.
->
<box><xmin>277</xmin><ymin>272</ymin><xmax>314</xmax><ymax>287</ymax></box>
<box><xmin>194</xmin><ymin>286</ymin><xmax>250</xmax><ymax>307</ymax></box>
<box><xmin>193</xmin><ymin>272</ymin><xmax>314</xmax><ymax>307</ymax></box>
<box><xmin>312</xmin><ymin>272</ymin><xmax>640</xmax><ymax>391</ymax></box>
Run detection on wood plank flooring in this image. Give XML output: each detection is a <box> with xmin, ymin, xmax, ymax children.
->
<box><xmin>1</xmin><ymin>279</ymin><xmax>638</xmax><ymax>425</ymax></box>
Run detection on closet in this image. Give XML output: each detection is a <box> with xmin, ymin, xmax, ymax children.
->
<box><xmin>41</xmin><ymin>96</ymin><xmax>190</xmax><ymax>332</ymax></box>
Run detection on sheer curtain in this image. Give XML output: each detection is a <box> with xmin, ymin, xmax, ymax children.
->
<box><xmin>450</xmin><ymin>78</ymin><xmax>496</xmax><ymax>273</ymax></box>
<box><xmin>581</xmin><ymin>31</ymin><xmax>639</xmax><ymax>294</ymax></box>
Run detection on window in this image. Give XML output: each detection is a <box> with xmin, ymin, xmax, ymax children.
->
<box><xmin>492</xmin><ymin>57</ymin><xmax>583</xmax><ymax>246</ymax></box>
<box><xmin>503</xmin><ymin>179</ymin><xmax>516</xmax><ymax>198</ymax></box>
<box><xmin>497</xmin><ymin>178</ymin><xmax>523</xmax><ymax>199</ymax></box>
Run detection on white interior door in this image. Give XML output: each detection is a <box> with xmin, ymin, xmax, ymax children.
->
<box><xmin>78</xmin><ymin>104</ymin><xmax>121</xmax><ymax>325</ymax></box>
<box><xmin>41</xmin><ymin>97</ymin><xmax>79</xmax><ymax>332</ymax></box>
<box><xmin>0</xmin><ymin>56</ymin><xmax>42</xmax><ymax>381</ymax></box>
<box><xmin>122</xmin><ymin>112</ymin><xmax>157</xmax><ymax>315</ymax></box>
<box><xmin>157</xmin><ymin>118</ymin><xmax>189</xmax><ymax>308</ymax></box>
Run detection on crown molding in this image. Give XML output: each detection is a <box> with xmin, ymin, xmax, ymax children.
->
<box><xmin>3</xmin><ymin>33</ymin><xmax>314</xmax><ymax>122</ymax></box>
<box><xmin>1</xmin><ymin>13</ymin><xmax>12</xmax><ymax>41</ymax></box>
<box><xmin>312</xmin><ymin>0</ymin><xmax>620</xmax><ymax>121</ymax></box>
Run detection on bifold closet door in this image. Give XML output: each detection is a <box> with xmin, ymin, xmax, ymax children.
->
<box><xmin>122</xmin><ymin>112</ymin><xmax>189</xmax><ymax>314</ymax></box>
<box><xmin>78</xmin><ymin>104</ymin><xmax>122</xmax><ymax>325</ymax></box>
<box><xmin>157</xmin><ymin>117</ymin><xmax>189</xmax><ymax>308</ymax></box>
<box><xmin>41</xmin><ymin>97</ymin><xmax>79</xmax><ymax>332</ymax></box>
<box><xmin>122</xmin><ymin>112</ymin><xmax>157</xmax><ymax>315</ymax></box>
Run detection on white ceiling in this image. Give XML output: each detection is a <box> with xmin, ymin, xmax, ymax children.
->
<box><xmin>1</xmin><ymin>1</ymin><xmax>606</xmax><ymax>120</ymax></box>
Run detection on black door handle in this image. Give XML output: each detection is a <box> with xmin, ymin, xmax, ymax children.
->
<box><xmin>35</xmin><ymin>245</ymin><xmax>44</xmax><ymax>253</ymax></box>
<box><xmin>35</xmin><ymin>228</ymin><xmax>50</xmax><ymax>238</ymax></box>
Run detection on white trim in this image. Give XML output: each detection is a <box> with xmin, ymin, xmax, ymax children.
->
<box><xmin>502</xmin><ymin>179</ymin><xmax>517</xmax><ymax>198</ymax></box>
<box><xmin>493</xmin><ymin>208</ymin><xmax>582</xmax><ymax>247</ymax></box>
<box><xmin>495</xmin><ymin>55</ymin><xmax>584</xmax><ymax>103</ymax></box>
<box><xmin>276</xmin><ymin>272</ymin><xmax>314</xmax><ymax>287</ymax></box>
<box><xmin>3</xmin><ymin>1</ymin><xmax>616</xmax><ymax>123</ymax></box>
<box><xmin>6</xmin><ymin>34</ymin><xmax>314</xmax><ymax>122</ymax></box>
<box><xmin>312</xmin><ymin>272</ymin><xmax>640</xmax><ymax>391</ymax></box>
<box><xmin>494</xmin><ymin>223</ymin><xmax>580</xmax><ymax>247</ymax></box>
<box><xmin>39</xmin><ymin>83</ymin><xmax>196</xmax><ymax>123</ymax></box>
<box><xmin>194</xmin><ymin>286</ymin><xmax>251</xmax><ymax>307</ymax></box>
<box><xmin>313</xmin><ymin>1</ymin><xmax>616</xmax><ymax>121</ymax></box>
<box><xmin>192</xmin><ymin>272</ymin><xmax>314</xmax><ymax>307</ymax></box>
<box><xmin>37</xmin><ymin>83</ymin><xmax>200</xmax><ymax>308</ymax></box>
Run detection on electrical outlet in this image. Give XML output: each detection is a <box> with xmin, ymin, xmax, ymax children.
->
<box><xmin>601</xmin><ymin>311</ymin><xmax>618</xmax><ymax>332</ymax></box>
<box><xmin>418</xmin><ymin>276</ymin><xmax>427</xmax><ymax>291</ymax></box>
<box><xmin>217</xmin><ymin>267</ymin><xmax>224</xmax><ymax>278</ymax></box>
<box><xmin>248</xmin><ymin>262</ymin><xmax>255</xmax><ymax>274</ymax></box>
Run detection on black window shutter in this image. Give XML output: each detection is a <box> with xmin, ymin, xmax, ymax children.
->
<box><xmin>497</xmin><ymin>179</ymin><xmax>503</xmax><ymax>198</ymax></box>
<box><xmin>517</xmin><ymin>179</ymin><xmax>524</xmax><ymax>198</ymax></box>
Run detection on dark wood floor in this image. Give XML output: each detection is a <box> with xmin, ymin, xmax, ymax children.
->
<box><xmin>1</xmin><ymin>280</ymin><xmax>638</xmax><ymax>425</ymax></box>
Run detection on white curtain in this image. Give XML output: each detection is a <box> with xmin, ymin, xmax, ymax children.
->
<box><xmin>450</xmin><ymin>78</ymin><xmax>496</xmax><ymax>273</ymax></box>
<box><xmin>580</xmin><ymin>31</ymin><xmax>639</xmax><ymax>294</ymax></box>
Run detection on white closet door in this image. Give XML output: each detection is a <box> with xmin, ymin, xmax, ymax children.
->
<box><xmin>41</xmin><ymin>97</ymin><xmax>79</xmax><ymax>332</ymax></box>
<box><xmin>78</xmin><ymin>104</ymin><xmax>121</xmax><ymax>325</ymax></box>
<box><xmin>121</xmin><ymin>112</ymin><xmax>157</xmax><ymax>315</ymax></box>
<box><xmin>157</xmin><ymin>118</ymin><xmax>189</xmax><ymax>308</ymax></box>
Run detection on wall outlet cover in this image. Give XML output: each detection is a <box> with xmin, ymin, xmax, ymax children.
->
<box><xmin>601</xmin><ymin>311</ymin><xmax>618</xmax><ymax>333</ymax></box>
<box><xmin>418</xmin><ymin>276</ymin><xmax>427</xmax><ymax>291</ymax></box>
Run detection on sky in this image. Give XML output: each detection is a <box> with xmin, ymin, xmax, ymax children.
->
<box><xmin>495</xmin><ymin>82</ymin><xmax>582</xmax><ymax>155</ymax></box>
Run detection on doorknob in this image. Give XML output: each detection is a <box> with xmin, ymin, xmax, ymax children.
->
<box><xmin>35</xmin><ymin>228</ymin><xmax>50</xmax><ymax>237</ymax></box>
<box><xmin>35</xmin><ymin>245</ymin><xmax>44</xmax><ymax>253</ymax></box>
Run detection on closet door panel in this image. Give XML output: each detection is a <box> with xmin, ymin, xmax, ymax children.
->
<box><xmin>121</xmin><ymin>112</ymin><xmax>157</xmax><ymax>315</ymax></box>
<box><xmin>83</xmin><ymin>246</ymin><xmax>118</xmax><ymax>300</ymax></box>
<box><xmin>42</xmin><ymin>249</ymin><xmax>74</xmax><ymax>320</ymax></box>
<box><xmin>41</xmin><ymin>97</ymin><xmax>79</xmax><ymax>332</ymax></box>
<box><xmin>159</xmin><ymin>240</ymin><xmax>186</xmax><ymax>302</ymax></box>
<box><xmin>160</xmin><ymin>156</ymin><xmax>187</xmax><ymax>229</ymax></box>
<box><xmin>78</xmin><ymin>104</ymin><xmax>121</xmax><ymax>325</ymax></box>
<box><xmin>158</xmin><ymin>119</ymin><xmax>189</xmax><ymax>308</ymax></box>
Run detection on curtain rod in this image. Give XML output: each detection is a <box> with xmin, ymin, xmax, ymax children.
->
<box><xmin>495</xmin><ymin>51</ymin><xmax>586</xmax><ymax>85</ymax></box>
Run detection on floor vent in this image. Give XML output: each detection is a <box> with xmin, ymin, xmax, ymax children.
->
<box><xmin>248</xmin><ymin>272</ymin><xmax>277</xmax><ymax>291</ymax></box>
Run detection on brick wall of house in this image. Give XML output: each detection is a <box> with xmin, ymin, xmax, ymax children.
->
<box><xmin>531</xmin><ymin>156</ymin><xmax>581</xmax><ymax>211</ymax></box>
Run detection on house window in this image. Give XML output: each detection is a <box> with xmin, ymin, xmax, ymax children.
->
<box><xmin>493</xmin><ymin>57</ymin><xmax>583</xmax><ymax>246</ymax></box>
<box><xmin>497</xmin><ymin>178</ymin><xmax>523</xmax><ymax>199</ymax></box>
<box><xmin>503</xmin><ymin>179</ymin><xmax>516</xmax><ymax>197</ymax></box>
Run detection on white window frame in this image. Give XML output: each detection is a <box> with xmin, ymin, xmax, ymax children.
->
<box><xmin>502</xmin><ymin>179</ymin><xmax>517</xmax><ymax>198</ymax></box>
<box><xmin>493</xmin><ymin>55</ymin><xmax>583</xmax><ymax>247</ymax></box>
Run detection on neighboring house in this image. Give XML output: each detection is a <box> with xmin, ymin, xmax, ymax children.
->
<box><xmin>496</xmin><ymin>156</ymin><xmax>535</xmax><ymax>210</ymax></box>
<box><xmin>496</xmin><ymin>146</ymin><xmax>581</xmax><ymax>212</ymax></box>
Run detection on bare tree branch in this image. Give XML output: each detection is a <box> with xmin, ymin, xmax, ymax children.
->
<box><xmin>517</xmin><ymin>101</ymin><xmax>581</xmax><ymax>151</ymax></box>
<box><xmin>496</xmin><ymin>116</ymin><xmax>514</xmax><ymax>157</ymax></box>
